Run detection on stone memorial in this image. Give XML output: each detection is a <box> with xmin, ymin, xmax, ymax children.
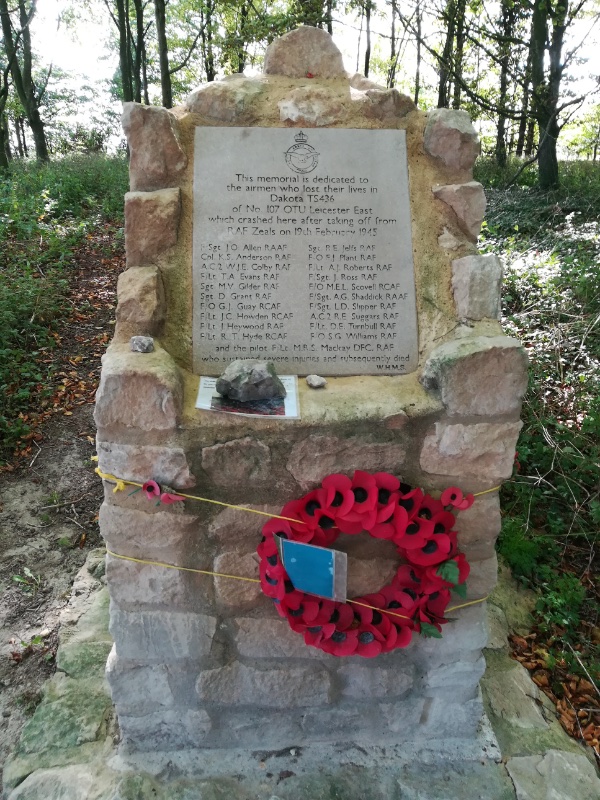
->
<box><xmin>95</xmin><ymin>26</ymin><xmax>527</xmax><ymax>757</ymax></box>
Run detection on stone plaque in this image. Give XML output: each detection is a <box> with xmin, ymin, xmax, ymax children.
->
<box><xmin>192</xmin><ymin>128</ymin><xmax>418</xmax><ymax>376</ymax></box>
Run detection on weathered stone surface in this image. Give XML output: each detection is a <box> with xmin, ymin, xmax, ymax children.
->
<box><xmin>420</xmin><ymin>421</ymin><xmax>522</xmax><ymax>479</ymax></box>
<box><xmin>452</xmin><ymin>253</ymin><xmax>504</xmax><ymax>319</ymax></box>
<box><xmin>185</xmin><ymin>77</ymin><xmax>263</xmax><ymax>120</ymax></box>
<box><xmin>215</xmin><ymin>360</ymin><xmax>286</xmax><ymax>402</ymax></box>
<box><xmin>506</xmin><ymin>749</ymin><xmax>600</xmax><ymax>800</ymax></box>
<box><xmin>424</xmin><ymin>109</ymin><xmax>480</xmax><ymax>172</ymax></box>
<box><xmin>422</xmin><ymin>336</ymin><xmax>528</xmax><ymax>416</ymax></box>
<box><xmin>421</xmin><ymin>694</ymin><xmax>483</xmax><ymax>737</ymax></box>
<box><xmin>468</xmin><ymin>554</ymin><xmax>498</xmax><ymax>600</ymax></box>
<box><xmin>339</xmin><ymin>663</ymin><xmax>414</xmax><ymax>698</ymax></box>
<box><xmin>106</xmin><ymin>646</ymin><xmax>176</xmax><ymax>716</ymax></box>
<box><xmin>347</xmin><ymin>556</ymin><xmax>399</xmax><ymax>597</ymax></box>
<box><xmin>94</xmin><ymin>344</ymin><xmax>183</xmax><ymax>432</ymax></box>
<box><xmin>105</xmin><ymin>551</ymin><xmax>212</xmax><ymax>612</ymax></box>
<box><xmin>109</xmin><ymin>606</ymin><xmax>216</xmax><ymax>662</ymax></box>
<box><xmin>422</xmin><ymin>656</ymin><xmax>486</xmax><ymax>700</ymax></box>
<box><xmin>263</xmin><ymin>26</ymin><xmax>346</xmax><ymax>78</ymax></box>
<box><xmin>349</xmin><ymin>72</ymin><xmax>384</xmax><ymax>90</ymax></box>
<box><xmin>485</xmin><ymin>661</ymin><xmax>548</xmax><ymax>729</ymax></box>
<box><xmin>235</xmin><ymin>617</ymin><xmax>318</xmax><ymax>659</ymax></box>
<box><xmin>201</xmin><ymin>437</ymin><xmax>272</xmax><ymax>486</ymax></box>
<box><xmin>487</xmin><ymin>603</ymin><xmax>510</xmax><ymax>649</ymax></box>
<box><xmin>115</xmin><ymin>267</ymin><xmax>166</xmax><ymax>339</ymax></box>
<box><xmin>395</xmin><ymin>604</ymin><xmax>488</xmax><ymax>668</ymax></box>
<box><xmin>96</xmin><ymin>441</ymin><xmax>195</xmax><ymax>489</ymax></box>
<box><xmin>99</xmin><ymin>503</ymin><xmax>201</xmax><ymax>562</ymax></box>
<box><xmin>306</xmin><ymin>374</ymin><xmax>327</xmax><ymax>389</ymax></box>
<box><xmin>455</xmin><ymin>491</ymin><xmax>501</xmax><ymax>560</ymax></box>
<box><xmin>124</xmin><ymin>188</ymin><xmax>180</xmax><ymax>267</ymax></box>
<box><xmin>130</xmin><ymin>335</ymin><xmax>154</xmax><ymax>353</ymax></box>
<box><xmin>7</xmin><ymin>764</ymin><xmax>115</xmax><ymax>800</ymax></box>
<box><xmin>384</xmin><ymin>411</ymin><xmax>409</xmax><ymax>429</ymax></box>
<box><xmin>16</xmin><ymin>673</ymin><xmax>110</xmax><ymax>755</ymax></box>
<box><xmin>119</xmin><ymin>708</ymin><xmax>212</xmax><ymax>752</ymax></box>
<box><xmin>438</xmin><ymin>226</ymin><xmax>462</xmax><ymax>250</ymax></box>
<box><xmin>358</xmin><ymin>87</ymin><xmax>416</xmax><ymax>120</ymax></box>
<box><xmin>213</xmin><ymin>551</ymin><xmax>262</xmax><ymax>610</ymax></box>
<box><xmin>287</xmin><ymin>435</ymin><xmax>405</xmax><ymax>491</ymax></box>
<box><xmin>196</xmin><ymin>662</ymin><xmax>331</xmax><ymax>707</ymax></box>
<box><xmin>433</xmin><ymin>181</ymin><xmax>486</xmax><ymax>240</ymax></box>
<box><xmin>208</xmin><ymin>503</ymin><xmax>281</xmax><ymax>544</ymax></box>
<box><xmin>56</xmin><ymin>641</ymin><xmax>113</xmax><ymax>680</ymax></box>
<box><xmin>279</xmin><ymin>87</ymin><xmax>343</xmax><ymax>126</ymax></box>
<box><xmin>122</xmin><ymin>102</ymin><xmax>187</xmax><ymax>192</ymax></box>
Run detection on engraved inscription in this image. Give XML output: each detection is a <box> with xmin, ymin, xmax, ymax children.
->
<box><xmin>192</xmin><ymin>128</ymin><xmax>419</xmax><ymax>376</ymax></box>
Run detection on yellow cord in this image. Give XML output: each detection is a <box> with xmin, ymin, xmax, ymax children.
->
<box><xmin>105</xmin><ymin>548</ymin><xmax>488</xmax><ymax>619</ymax></box>
<box><xmin>95</xmin><ymin>468</ymin><xmax>304</xmax><ymax>524</ymax></box>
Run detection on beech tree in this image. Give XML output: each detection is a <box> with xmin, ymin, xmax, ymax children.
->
<box><xmin>0</xmin><ymin>0</ymin><xmax>49</xmax><ymax>161</ymax></box>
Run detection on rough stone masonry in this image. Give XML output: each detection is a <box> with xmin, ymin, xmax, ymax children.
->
<box><xmin>95</xmin><ymin>26</ymin><xmax>527</xmax><ymax>754</ymax></box>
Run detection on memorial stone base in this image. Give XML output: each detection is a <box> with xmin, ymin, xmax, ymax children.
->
<box><xmin>96</xmin><ymin>26</ymin><xmax>527</xmax><ymax>753</ymax></box>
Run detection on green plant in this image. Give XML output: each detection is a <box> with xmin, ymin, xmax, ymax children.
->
<box><xmin>12</xmin><ymin>567</ymin><xmax>42</xmax><ymax>595</ymax></box>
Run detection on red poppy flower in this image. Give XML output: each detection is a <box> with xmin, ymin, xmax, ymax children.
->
<box><xmin>430</xmin><ymin>510</ymin><xmax>457</xmax><ymax>536</ymax></box>
<box><xmin>415</xmin><ymin>494</ymin><xmax>444</xmax><ymax>520</ymax></box>
<box><xmin>160</xmin><ymin>491</ymin><xmax>185</xmax><ymax>504</ymax></box>
<box><xmin>441</xmin><ymin>487</ymin><xmax>474</xmax><ymax>511</ymax></box>
<box><xmin>405</xmin><ymin>533</ymin><xmax>452</xmax><ymax>566</ymax></box>
<box><xmin>397</xmin><ymin>485</ymin><xmax>424</xmax><ymax>519</ymax></box>
<box><xmin>394</xmin><ymin>516</ymin><xmax>434</xmax><ymax>550</ymax></box>
<box><xmin>142</xmin><ymin>480</ymin><xmax>160</xmax><ymax>500</ymax></box>
<box><xmin>321</xmin><ymin>474</ymin><xmax>356</xmax><ymax>517</ymax></box>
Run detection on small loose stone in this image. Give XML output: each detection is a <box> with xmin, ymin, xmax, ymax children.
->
<box><xmin>130</xmin><ymin>335</ymin><xmax>155</xmax><ymax>353</ymax></box>
<box><xmin>306</xmin><ymin>374</ymin><xmax>327</xmax><ymax>389</ymax></box>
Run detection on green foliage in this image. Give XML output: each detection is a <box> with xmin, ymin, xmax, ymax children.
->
<box><xmin>0</xmin><ymin>154</ymin><xmax>128</xmax><ymax>463</ymax></box>
<box><xmin>481</xmin><ymin>157</ymin><xmax>600</xmax><ymax>675</ymax></box>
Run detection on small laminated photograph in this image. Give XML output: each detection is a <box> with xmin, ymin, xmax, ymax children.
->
<box><xmin>196</xmin><ymin>375</ymin><xmax>300</xmax><ymax>418</ymax></box>
<box><xmin>276</xmin><ymin>536</ymin><xmax>348</xmax><ymax>602</ymax></box>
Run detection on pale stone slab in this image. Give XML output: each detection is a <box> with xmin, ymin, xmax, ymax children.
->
<box><xmin>424</xmin><ymin>108</ymin><xmax>480</xmax><ymax>172</ymax></box>
<box><xmin>506</xmin><ymin>749</ymin><xmax>600</xmax><ymax>800</ymax></box>
<box><xmin>263</xmin><ymin>26</ymin><xmax>346</xmax><ymax>78</ymax></box>
<box><xmin>453</xmin><ymin>253</ymin><xmax>503</xmax><ymax>319</ymax></box>
<box><xmin>196</xmin><ymin>662</ymin><xmax>331</xmax><ymax>707</ymax></box>
<box><xmin>287</xmin><ymin>434</ymin><xmax>405</xmax><ymax>490</ymax></box>
<box><xmin>422</xmin><ymin>335</ymin><xmax>528</xmax><ymax>417</ymax></box>
<box><xmin>420</xmin><ymin>421</ymin><xmax>523</xmax><ymax>479</ymax></box>
<box><xmin>192</xmin><ymin>127</ymin><xmax>418</xmax><ymax>376</ymax></box>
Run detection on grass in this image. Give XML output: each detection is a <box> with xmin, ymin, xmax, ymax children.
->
<box><xmin>0</xmin><ymin>154</ymin><xmax>128</xmax><ymax>464</ymax></box>
<box><xmin>475</xmin><ymin>157</ymin><xmax>600</xmax><ymax>685</ymax></box>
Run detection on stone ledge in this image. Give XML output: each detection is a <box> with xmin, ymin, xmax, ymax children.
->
<box><xmin>94</xmin><ymin>343</ymin><xmax>183</xmax><ymax>432</ymax></box>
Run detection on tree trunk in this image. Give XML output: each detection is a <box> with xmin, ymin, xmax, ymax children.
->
<box><xmin>495</xmin><ymin>0</ymin><xmax>515</xmax><ymax>168</ymax></box>
<box><xmin>112</xmin><ymin>0</ymin><xmax>133</xmax><ymax>102</ymax></box>
<box><xmin>155</xmin><ymin>0</ymin><xmax>172</xmax><ymax>108</ymax></box>
<box><xmin>414</xmin><ymin>0</ymin><xmax>422</xmax><ymax>106</ymax></box>
<box><xmin>326</xmin><ymin>0</ymin><xmax>333</xmax><ymax>33</ymax></box>
<box><xmin>451</xmin><ymin>0</ymin><xmax>466</xmax><ymax>109</ymax></box>
<box><xmin>364</xmin><ymin>1</ymin><xmax>372</xmax><ymax>78</ymax></box>
<box><xmin>437</xmin><ymin>0</ymin><xmax>456</xmax><ymax>108</ymax></box>
<box><xmin>388</xmin><ymin>1</ymin><xmax>397</xmax><ymax>88</ymax></box>
<box><xmin>0</xmin><ymin>0</ymin><xmax>49</xmax><ymax>160</ymax></box>
<box><xmin>14</xmin><ymin>117</ymin><xmax>24</xmax><ymax>157</ymax></box>
<box><xmin>237</xmin><ymin>2</ymin><xmax>248</xmax><ymax>73</ymax></box>
<box><xmin>201</xmin><ymin>2</ymin><xmax>216</xmax><ymax>82</ymax></box>
<box><xmin>0</xmin><ymin>113</ymin><xmax>9</xmax><ymax>169</ymax></box>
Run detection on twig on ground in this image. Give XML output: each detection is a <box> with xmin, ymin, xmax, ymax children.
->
<box><xmin>37</xmin><ymin>492</ymin><xmax>91</xmax><ymax>511</ymax></box>
<box><xmin>566</xmin><ymin>642</ymin><xmax>600</xmax><ymax>700</ymax></box>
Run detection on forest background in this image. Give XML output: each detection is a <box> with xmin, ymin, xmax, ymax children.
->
<box><xmin>1</xmin><ymin>0</ymin><xmax>600</xmax><ymax>760</ymax></box>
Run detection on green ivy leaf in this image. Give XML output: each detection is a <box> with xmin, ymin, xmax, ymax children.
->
<box><xmin>437</xmin><ymin>560</ymin><xmax>460</xmax><ymax>585</ymax></box>
<box><xmin>453</xmin><ymin>582</ymin><xmax>468</xmax><ymax>599</ymax></box>
<box><xmin>420</xmin><ymin>622</ymin><xmax>443</xmax><ymax>639</ymax></box>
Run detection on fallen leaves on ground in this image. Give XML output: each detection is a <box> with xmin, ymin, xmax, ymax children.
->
<box><xmin>0</xmin><ymin>221</ymin><xmax>124</xmax><ymax>472</ymax></box>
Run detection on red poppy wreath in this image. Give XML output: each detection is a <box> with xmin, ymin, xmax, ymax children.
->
<box><xmin>257</xmin><ymin>471</ymin><xmax>473</xmax><ymax>657</ymax></box>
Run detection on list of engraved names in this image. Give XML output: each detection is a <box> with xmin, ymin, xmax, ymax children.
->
<box><xmin>192</xmin><ymin>128</ymin><xmax>418</xmax><ymax>376</ymax></box>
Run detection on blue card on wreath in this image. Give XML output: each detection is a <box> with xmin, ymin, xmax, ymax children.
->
<box><xmin>276</xmin><ymin>537</ymin><xmax>347</xmax><ymax>602</ymax></box>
